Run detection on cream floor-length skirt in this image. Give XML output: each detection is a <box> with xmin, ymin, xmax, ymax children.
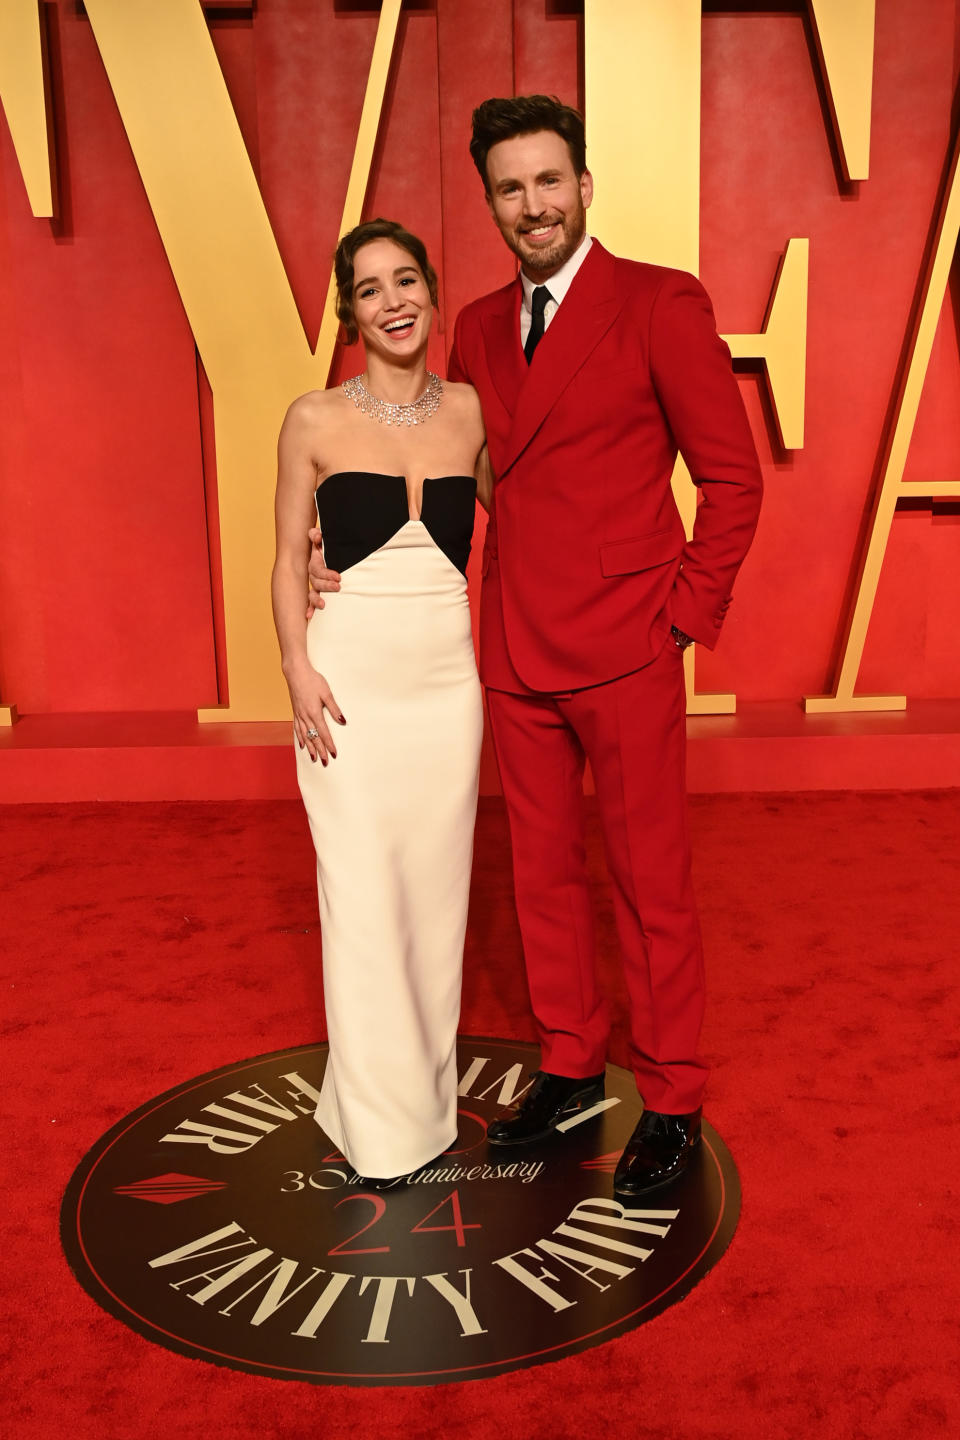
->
<box><xmin>296</xmin><ymin>521</ymin><xmax>482</xmax><ymax>1178</ymax></box>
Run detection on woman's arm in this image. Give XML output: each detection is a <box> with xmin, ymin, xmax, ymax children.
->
<box><xmin>271</xmin><ymin>398</ymin><xmax>345</xmax><ymax>764</ymax></box>
<box><xmin>463</xmin><ymin>383</ymin><xmax>492</xmax><ymax>512</ymax></box>
<box><xmin>475</xmin><ymin>442</ymin><xmax>494</xmax><ymax>513</ymax></box>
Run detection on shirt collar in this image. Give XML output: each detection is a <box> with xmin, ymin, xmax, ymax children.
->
<box><xmin>521</xmin><ymin>233</ymin><xmax>593</xmax><ymax>313</ymax></box>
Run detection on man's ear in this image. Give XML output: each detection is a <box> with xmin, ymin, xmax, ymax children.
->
<box><xmin>580</xmin><ymin>168</ymin><xmax>594</xmax><ymax>211</ymax></box>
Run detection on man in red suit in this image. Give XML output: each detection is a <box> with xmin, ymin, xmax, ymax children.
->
<box><xmin>448</xmin><ymin>95</ymin><xmax>761</xmax><ymax>1195</ymax></box>
<box><xmin>312</xmin><ymin>95</ymin><xmax>762</xmax><ymax>1194</ymax></box>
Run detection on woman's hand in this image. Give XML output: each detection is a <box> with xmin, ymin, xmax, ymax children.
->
<box><xmin>284</xmin><ymin>658</ymin><xmax>346</xmax><ymax>765</ymax></box>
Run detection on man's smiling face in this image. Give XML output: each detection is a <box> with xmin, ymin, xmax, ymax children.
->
<box><xmin>484</xmin><ymin>129</ymin><xmax>593</xmax><ymax>281</ymax></box>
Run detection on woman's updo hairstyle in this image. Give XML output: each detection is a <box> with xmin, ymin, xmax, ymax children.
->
<box><xmin>334</xmin><ymin>218</ymin><xmax>439</xmax><ymax>345</ymax></box>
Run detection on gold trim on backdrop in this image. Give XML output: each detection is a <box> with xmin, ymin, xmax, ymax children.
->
<box><xmin>805</xmin><ymin>121</ymin><xmax>960</xmax><ymax>714</ymax></box>
<box><xmin>0</xmin><ymin>0</ymin><xmax>55</xmax><ymax>217</ymax></box>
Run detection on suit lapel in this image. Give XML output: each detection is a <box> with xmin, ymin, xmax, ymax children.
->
<box><xmin>480</xmin><ymin>279</ymin><xmax>526</xmax><ymax>417</ymax></box>
<box><xmin>500</xmin><ymin>242</ymin><xmax>625</xmax><ymax>479</ymax></box>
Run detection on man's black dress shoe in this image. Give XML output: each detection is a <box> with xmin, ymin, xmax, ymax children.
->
<box><xmin>486</xmin><ymin>1070</ymin><xmax>605</xmax><ymax>1146</ymax></box>
<box><xmin>613</xmin><ymin>1107</ymin><xmax>702</xmax><ymax>1196</ymax></box>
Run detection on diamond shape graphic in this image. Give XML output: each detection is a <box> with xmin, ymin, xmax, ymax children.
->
<box><xmin>112</xmin><ymin>1173</ymin><xmax>228</xmax><ymax>1205</ymax></box>
<box><xmin>579</xmin><ymin>1151</ymin><xmax>621</xmax><ymax>1174</ymax></box>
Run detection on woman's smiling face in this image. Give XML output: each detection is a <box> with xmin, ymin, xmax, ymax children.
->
<box><xmin>351</xmin><ymin>238</ymin><xmax>433</xmax><ymax>360</ymax></box>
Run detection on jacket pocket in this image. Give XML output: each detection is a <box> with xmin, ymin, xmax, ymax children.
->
<box><xmin>599</xmin><ymin>527</ymin><xmax>683</xmax><ymax>577</ymax></box>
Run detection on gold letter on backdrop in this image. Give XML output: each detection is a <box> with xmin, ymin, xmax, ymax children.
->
<box><xmin>0</xmin><ymin>0</ymin><xmax>55</xmax><ymax>219</ymax></box>
<box><xmin>584</xmin><ymin>0</ymin><xmax>872</xmax><ymax>713</ymax></box>
<box><xmin>3</xmin><ymin>0</ymin><xmax>888</xmax><ymax>723</ymax></box>
<box><xmin>0</xmin><ymin>0</ymin><xmax>56</xmax><ymax>721</ymax></box>
<box><xmin>805</xmin><ymin>124</ymin><xmax>960</xmax><ymax>713</ymax></box>
<box><xmin>725</xmin><ymin>239</ymin><xmax>809</xmax><ymax>453</ymax></box>
<box><xmin>808</xmin><ymin>0</ymin><xmax>875</xmax><ymax>182</ymax></box>
<box><xmin>81</xmin><ymin>0</ymin><xmax>402</xmax><ymax>721</ymax></box>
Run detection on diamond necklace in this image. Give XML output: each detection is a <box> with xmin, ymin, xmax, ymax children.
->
<box><xmin>342</xmin><ymin>371</ymin><xmax>443</xmax><ymax>427</ymax></box>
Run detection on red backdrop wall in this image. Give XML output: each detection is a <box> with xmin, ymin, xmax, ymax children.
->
<box><xmin>1</xmin><ymin>1</ymin><xmax>958</xmax><ymax>731</ymax></box>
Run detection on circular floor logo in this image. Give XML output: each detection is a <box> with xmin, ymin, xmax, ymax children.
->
<box><xmin>61</xmin><ymin>1038</ymin><xmax>740</xmax><ymax>1386</ymax></box>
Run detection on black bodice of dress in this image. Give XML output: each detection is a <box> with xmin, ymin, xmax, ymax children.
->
<box><xmin>315</xmin><ymin>472</ymin><xmax>476</xmax><ymax>576</ymax></box>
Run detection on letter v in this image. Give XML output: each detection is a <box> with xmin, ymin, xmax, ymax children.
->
<box><xmin>82</xmin><ymin>0</ymin><xmax>403</xmax><ymax>720</ymax></box>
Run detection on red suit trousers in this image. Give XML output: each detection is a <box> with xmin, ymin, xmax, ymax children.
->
<box><xmin>485</xmin><ymin>637</ymin><xmax>708</xmax><ymax>1114</ymax></box>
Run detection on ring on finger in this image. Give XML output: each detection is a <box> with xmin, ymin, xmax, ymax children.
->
<box><xmin>305</xmin><ymin>727</ymin><xmax>320</xmax><ymax>739</ymax></box>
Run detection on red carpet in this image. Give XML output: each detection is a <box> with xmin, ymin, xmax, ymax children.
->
<box><xmin>3</xmin><ymin>791</ymin><xmax>959</xmax><ymax>1438</ymax></box>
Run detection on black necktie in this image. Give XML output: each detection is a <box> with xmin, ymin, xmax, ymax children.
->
<box><xmin>524</xmin><ymin>285</ymin><xmax>553</xmax><ymax>364</ymax></box>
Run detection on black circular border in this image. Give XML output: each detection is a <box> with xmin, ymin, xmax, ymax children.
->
<box><xmin>61</xmin><ymin>1038</ymin><xmax>741</xmax><ymax>1385</ymax></box>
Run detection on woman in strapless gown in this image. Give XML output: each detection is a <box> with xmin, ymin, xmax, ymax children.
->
<box><xmin>271</xmin><ymin>219</ymin><xmax>489</xmax><ymax>1182</ymax></box>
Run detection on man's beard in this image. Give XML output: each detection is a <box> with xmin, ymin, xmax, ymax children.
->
<box><xmin>511</xmin><ymin>206</ymin><xmax>586</xmax><ymax>277</ymax></box>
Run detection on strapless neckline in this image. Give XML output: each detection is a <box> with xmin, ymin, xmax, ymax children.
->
<box><xmin>315</xmin><ymin>472</ymin><xmax>477</xmax><ymax>576</ymax></box>
<box><xmin>319</xmin><ymin>471</ymin><xmax>475</xmax><ymax>523</ymax></box>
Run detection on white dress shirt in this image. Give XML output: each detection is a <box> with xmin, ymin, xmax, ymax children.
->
<box><xmin>519</xmin><ymin>233</ymin><xmax>593</xmax><ymax>348</ymax></box>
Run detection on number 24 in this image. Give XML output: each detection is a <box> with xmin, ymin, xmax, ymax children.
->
<box><xmin>281</xmin><ymin>1178</ymin><xmax>480</xmax><ymax>1255</ymax></box>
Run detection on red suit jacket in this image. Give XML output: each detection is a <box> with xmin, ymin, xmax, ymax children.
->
<box><xmin>448</xmin><ymin>241</ymin><xmax>763</xmax><ymax>694</ymax></box>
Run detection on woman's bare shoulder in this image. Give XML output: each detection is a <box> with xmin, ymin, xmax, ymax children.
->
<box><xmin>443</xmin><ymin>378</ymin><xmax>479</xmax><ymax>401</ymax></box>
<box><xmin>284</xmin><ymin>387</ymin><xmax>343</xmax><ymax>427</ymax></box>
<box><xmin>442</xmin><ymin>379</ymin><xmax>483</xmax><ymax>415</ymax></box>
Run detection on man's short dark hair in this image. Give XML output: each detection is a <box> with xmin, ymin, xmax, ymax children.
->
<box><xmin>469</xmin><ymin>95</ymin><xmax>587</xmax><ymax>190</ymax></box>
<box><xmin>334</xmin><ymin>218</ymin><xmax>438</xmax><ymax>345</ymax></box>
